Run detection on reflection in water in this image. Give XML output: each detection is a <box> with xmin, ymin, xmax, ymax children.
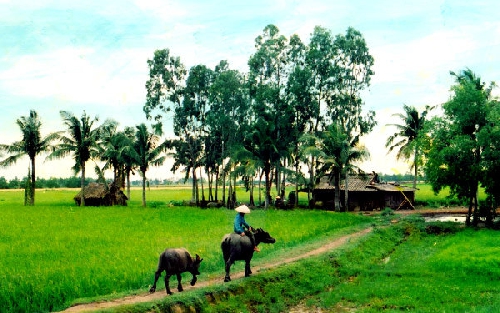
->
<box><xmin>424</xmin><ymin>214</ymin><xmax>499</xmax><ymax>223</ymax></box>
<box><xmin>424</xmin><ymin>215</ymin><xmax>467</xmax><ymax>223</ymax></box>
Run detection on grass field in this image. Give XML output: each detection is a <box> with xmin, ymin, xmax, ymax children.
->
<box><xmin>128</xmin><ymin>218</ymin><xmax>500</xmax><ymax>313</ymax></box>
<box><xmin>1</xmin><ymin>185</ymin><xmax>498</xmax><ymax>312</ymax></box>
<box><xmin>414</xmin><ymin>183</ymin><xmax>487</xmax><ymax>206</ymax></box>
<box><xmin>0</xmin><ymin>187</ymin><xmax>371</xmax><ymax>313</ymax></box>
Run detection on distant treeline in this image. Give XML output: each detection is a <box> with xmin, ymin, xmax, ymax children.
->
<box><xmin>0</xmin><ymin>173</ymin><xmax>418</xmax><ymax>190</ymax></box>
<box><xmin>379</xmin><ymin>173</ymin><xmax>421</xmax><ymax>183</ymax></box>
<box><xmin>0</xmin><ymin>176</ymin><xmax>188</xmax><ymax>189</ymax></box>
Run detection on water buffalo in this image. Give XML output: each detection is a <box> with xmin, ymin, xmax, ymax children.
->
<box><xmin>149</xmin><ymin>248</ymin><xmax>203</xmax><ymax>295</ymax></box>
<box><xmin>221</xmin><ymin>228</ymin><xmax>276</xmax><ymax>282</ymax></box>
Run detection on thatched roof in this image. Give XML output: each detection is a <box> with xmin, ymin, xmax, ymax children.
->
<box><xmin>74</xmin><ymin>182</ymin><xmax>109</xmax><ymax>199</ymax></box>
<box><xmin>74</xmin><ymin>182</ymin><xmax>128</xmax><ymax>206</ymax></box>
<box><xmin>315</xmin><ymin>173</ymin><xmax>416</xmax><ymax>193</ymax></box>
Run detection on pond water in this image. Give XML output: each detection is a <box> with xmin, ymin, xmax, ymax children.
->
<box><xmin>424</xmin><ymin>215</ymin><xmax>467</xmax><ymax>223</ymax></box>
<box><xmin>424</xmin><ymin>214</ymin><xmax>499</xmax><ymax>223</ymax></box>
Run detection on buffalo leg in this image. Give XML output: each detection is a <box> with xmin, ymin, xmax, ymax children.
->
<box><xmin>149</xmin><ymin>270</ymin><xmax>162</xmax><ymax>293</ymax></box>
<box><xmin>224</xmin><ymin>255</ymin><xmax>235</xmax><ymax>282</ymax></box>
<box><xmin>190</xmin><ymin>275</ymin><xmax>197</xmax><ymax>286</ymax></box>
<box><xmin>245</xmin><ymin>259</ymin><xmax>251</xmax><ymax>277</ymax></box>
<box><xmin>176</xmin><ymin>273</ymin><xmax>183</xmax><ymax>292</ymax></box>
<box><xmin>165</xmin><ymin>274</ymin><xmax>172</xmax><ymax>295</ymax></box>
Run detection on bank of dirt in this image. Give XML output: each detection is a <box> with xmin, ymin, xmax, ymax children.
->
<box><xmin>59</xmin><ymin>227</ymin><xmax>373</xmax><ymax>313</ymax></box>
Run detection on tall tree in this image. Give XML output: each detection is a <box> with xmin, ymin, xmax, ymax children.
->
<box><xmin>386</xmin><ymin>104</ymin><xmax>433</xmax><ymax>189</ymax></box>
<box><xmin>120</xmin><ymin>127</ymin><xmax>138</xmax><ymax>200</ymax></box>
<box><xmin>287</xmin><ymin>34</ymin><xmax>318</xmax><ymax>207</ymax></box>
<box><xmin>247</xmin><ymin>24</ymin><xmax>290</xmax><ymax>207</ymax></box>
<box><xmin>207</xmin><ymin>61</ymin><xmax>248</xmax><ymax>205</ymax></box>
<box><xmin>306</xmin><ymin>25</ymin><xmax>334</xmax><ymax>132</ymax></box>
<box><xmin>48</xmin><ymin>111</ymin><xmax>105</xmax><ymax>207</ymax></box>
<box><xmin>144</xmin><ymin>48</ymin><xmax>186</xmax><ymax>130</ymax></box>
<box><xmin>297</xmin><ymin>133</ymin><xmax>327</xmax><ymax>206</ymax></box>
<box><xmin>130</xmin><ymin>123</ymin><xmax>166</xmax><ymax>207</ymax></box>
<box><xmin>0</xmin><ymin>110</ymin><xmax>60</xmax><ymax>205</ymax></box>
<box><xmin>425</xmin><ymin>68</ymin><xmax>495</xmax><ymax>225</ymax></box>
<box><xmin>174</xmin><ymin>64</ymin><xmax>213</xmax><ymax>204</ymax></box>
<box><xmin>478</xmin><ymin>98</ymin><xmax>500</xmax><ymax>218</ymax></box>
<box><xmin>96</xmin><ymin>120</ymin><xmax>121</xmax><ymax>183</ymax></box>
<box><xmin>330</xmin><ymin>27</ymin><xmax>376</xmax><ymax>209</ymax></box>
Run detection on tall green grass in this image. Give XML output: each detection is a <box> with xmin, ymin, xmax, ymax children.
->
<box><xmin>163</xmin><ymin>222</ymin><xmax>500</xmax><ymax>313</ymax></box>
<box><xmin>314</xmin><ymin>225</ymin><xmax>500</xmax><ymax>312</ymax></box>
<box><xmin>0</xmin><ymin>188</ymin><xmax>371</xmax><ymax>313</ymax></box>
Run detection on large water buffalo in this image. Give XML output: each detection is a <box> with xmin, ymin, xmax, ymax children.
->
<box><xmin>221</xmin><ymin>228</ymin><xmax>276</xmax><ymax>282</ymax></box>
<box><xmin>149</xmin><ymin>248</ymin><xmax>203</xmax><ymax>295</ymax></box>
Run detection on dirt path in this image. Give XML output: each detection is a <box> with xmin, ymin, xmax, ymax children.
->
<box><xmin>58</xmin><ymin>227</ymin><xmax>373</xmax><ymax>313</ymax></box>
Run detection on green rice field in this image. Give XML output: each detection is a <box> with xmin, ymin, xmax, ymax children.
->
<box><xmin>0</xmin><ymin>187</ymin><xmax>371</xmax><ymax>312</ymax></box>
<box><xmin>0</xmin><ymin>185</ymin><xmax>498</xmax><ymax>312</ymax></box>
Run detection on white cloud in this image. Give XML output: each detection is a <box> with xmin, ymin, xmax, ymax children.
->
<box><xmin>1</xmin><ymin>47</ymin><xmax>149</xmax><ymax>108</ymax></box>
<box><xmin>359</xmin><ymin>108</ymin><xmax>412</xmax><ymax>175</ymax></box>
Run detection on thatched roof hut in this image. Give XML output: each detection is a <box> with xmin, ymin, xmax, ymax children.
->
<box><xmin>313</xmin><ymin>172</ymin><xmax>416</xmax><ymax>211</ymax></box>
<box><xmin>74</xmin><ymin>182</ymin><xmax>128</xmax><ymax>206</ymax></box>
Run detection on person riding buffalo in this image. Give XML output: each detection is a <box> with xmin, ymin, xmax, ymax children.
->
<box><xmin>233</xmin><ymin>205</ymin><xmax>260</xmax><ymax>252</ymax></box>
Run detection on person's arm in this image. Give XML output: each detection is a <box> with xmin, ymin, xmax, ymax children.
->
<box><xmin>241</xmin><ymin>218</ymin><xmax>250</xmax><ymax>230</ymax></box>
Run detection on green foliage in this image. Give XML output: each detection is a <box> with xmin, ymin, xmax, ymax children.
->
<box><xmin>425</xmin><ymin>69</ymin><xmax>499</xmax><ymax>222</ymax></box>
<box><xmin>130</xmin><ymin>123</ymin><xmax>167</xmax><ymax>207</ymax></box>
<box><xmin>0</xmin><ymin>110</ymin><xmax>61</xmax><ymax>205</ymax></box>
<box><xmin>385</xmin><ymin>104</ymin><xmax>433</xmax><ymax>188</ymax></box>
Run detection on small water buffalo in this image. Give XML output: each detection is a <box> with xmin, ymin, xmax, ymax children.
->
<box><xmin>221</xmin><ymin>228</ymin><xmax>276</xmax><ymax>282</ymax></box>
<box><xmin>149</xmin><ymin>248</ymin><xmax>203</xmax><ymax>295</ymax></box>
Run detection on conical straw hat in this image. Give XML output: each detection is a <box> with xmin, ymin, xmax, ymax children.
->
<box><xmin>235</xmin><ymin>205</ymin><xmax>251</xmax><ymax>213</ymax></box>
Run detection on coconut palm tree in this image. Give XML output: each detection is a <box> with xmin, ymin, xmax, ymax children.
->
<box><xmin>97</xmin><ymin>122</ymin><xmax>136</xmax><ymax>190</ymax></box>
<box><xmin>320</xmin><ymin>123</ymin><xmax>369</xmax><ymax>211</ymax></box>
<box><xmin>0</xmin><ymin>110</ymin><xmax>60</xmax><ymax>205</ymax></box>
<box><xmin>386</xmin><ymin>104</ymin><xmax>433</xmax><ymax>189</ymax></box>
<box><xmin>130</xmin><ymin>123</ymin><xmax>166</xmax><ymax>207</ymax></box>
<box><xmin>47</xmin><ymin>111</ymin><xmax>106</xmax><ymax>206</ymax></box>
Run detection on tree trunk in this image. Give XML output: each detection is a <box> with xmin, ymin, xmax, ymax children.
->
<box><xmin>126</xmin><ymin>169</ymin><xmax>131</xmax><ymax>200</ymax></box>
<box><xmin>141</xmin><ymin>170</ymin><xmax>147</xmax><ymax>207</ymax></box>
<box><xmin>208</xmin><ymin>170</ymin><xmax>213</xmax><ymax>202</ymax></box>
<box><xmin>264</xmin><ymin>161</ymin><xmax>271</xmax><ymax>208</ymax></box>
<box><xmin>294</xmin><ymin>157</ymin><xmax>299</xmax><ymax>208</ymax></box>
<box><xmin>228</xmin><ymin>174</ymin><xmax>233</xmax><ymax>209</ymax></box>
<box><xmin>466</xmin><ymin>194</ymin><xmax>473</xmax><ymax>226</ymax></box>
<box><xmin>334</xmin><ymin>168</ymin><xmax>341</xmax><ymax>212</ymax></box>
<box><xmin>413</xmin><ymin>145</ymin><xmax>418</xmax><ymax>189</ymax></box>
<box><xmin>344</xmin><ymin>173</ymin><xmax>349</xmax><ymax>212</ymax></box>
<box><xmin>30</xmin><ymin>157</ymin><xmax>36</xmax><ymax>205</ymax></box>
<box><xmin>258</xmin><ymin>170</ymin><xmax>263</xmax><ymax>207</ymax></box>
<box><xmin>222</xmin><ymin>166</ymin><xmax>226</xmax><ymax>206</ymax></box>
<box><xmin>199</xmin><ymin>167</ymin><xmax>205</xmax><ymax>203</ymax></box>
<box><xmin>191</xmin><ymin>167</ymin><xmax>197</xmax><ymax>203</ymax></box>
<box><xmin>80</xmin><ymin>161</ymin><xmax>86</xmax><ymax>207</ymax></box>
<box><xmin>214</xmin><ymin>171</ymin><xmax>219</xmax><ymax>202</ymax></box>
<box><xmin>249</xmin><ymin>176</ymin><xmax>255</xmax><ymax>207</ymax></box>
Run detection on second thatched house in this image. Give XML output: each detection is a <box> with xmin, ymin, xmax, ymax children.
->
<box><xmin>74</xmin><ymin>182</ymin><xmax>128</xmax><ymax>206</ymax></box>
<box><xmin>313</xmin><ymin>172</ymin><xmax>416</xmax><ymax>211</ymax></box>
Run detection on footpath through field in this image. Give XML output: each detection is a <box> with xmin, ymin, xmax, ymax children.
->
<box><xmin>58</xmin><ymin>227</ymin><xmax>373</xmax><ymax>313</ymax></box>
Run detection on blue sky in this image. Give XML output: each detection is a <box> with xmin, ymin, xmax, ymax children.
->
<box><xmin>1</xmin><ymin>0</ymin><xmax>499</xmax><ymax>180</ymax></box>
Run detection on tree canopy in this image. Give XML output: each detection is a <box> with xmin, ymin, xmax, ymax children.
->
<box><xmin>143</xmin><ymin>24</ymin><xmax>376</xmax><ymax>209</ymax></box>
<box><xmin>425</xmin><ymin>68</ymin><xmax>498</xmax><ymax>225</ymax></box>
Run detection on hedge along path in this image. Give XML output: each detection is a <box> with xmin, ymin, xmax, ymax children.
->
<box><xmin>58</xmin><ymin>227</ymin><xmax>373</xmax><ymax>313</ymax></box>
